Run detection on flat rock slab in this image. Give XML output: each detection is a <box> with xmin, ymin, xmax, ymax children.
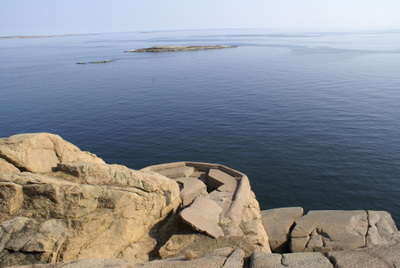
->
<box><xmin>157</xmin><ymin>166</ymin><xmax>195</xmax><ymax>179</ymax></box>
<box><xmin>180</xmin><ymin>197</ymin><xmax>224</xmax><ymax>238</ymax></box>
<box><xmin>125</xmin><ymin>45</ymin><xmax>237</xmax><ymax>53</ymax></box>
<box><xmin>260</xmin><ymin>207</ymin><xmax>303</xmax><ymax>253</ymax></box>
<box><xmin>208</xmin><ymin>169</ymin><xmax>238</xmax><ymax>192</ymax></box>
<box><xmin>326</xmin><ymin>243</ymin><xmax>400</xmax><ymax>268</ymax></box>
<box><xmin>291</xmin><ymin>210</ymin><xmax>368</xmax><ymax>252</ymax></box>
<box><xmin>250</xmin><ymin>252</ymin><xmax>333</xmax><ymax>268</ymax></box>
<box><xmin>174</xmin><ymin>177</ymin><xmax>207</xmax><ymax>206</ymax></box>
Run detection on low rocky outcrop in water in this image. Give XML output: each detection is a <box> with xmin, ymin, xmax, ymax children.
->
<box><xmin>0</xmin><ymin>133</ymin><xmax>399</xmax><ymax>268</ymax></box>
<box><xmin>124</xmin><ymin>45</ymin><xmax>237</xmax><ymax>52</ymax></box>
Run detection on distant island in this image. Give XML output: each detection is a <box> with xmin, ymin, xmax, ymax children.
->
<box><xmin>125</xmin><ymin>45</ymin><xmax>237</xmax><ymax>52</ymax></box>
<box><xmin>0</xmin><ymin>33</ymin><xmax>93</xmax><ymax>39</ymax></box>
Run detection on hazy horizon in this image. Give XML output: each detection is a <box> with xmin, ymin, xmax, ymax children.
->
<box><xmin>2</xmin><ymin>0</ymin><xmax>400</xmax><ymax>36</ymax></box>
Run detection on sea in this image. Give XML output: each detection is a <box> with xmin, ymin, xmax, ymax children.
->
<box><xmin>1</xmin><ymin>28</ymin><xmax>399</xmax><ymax>226</ymax></box>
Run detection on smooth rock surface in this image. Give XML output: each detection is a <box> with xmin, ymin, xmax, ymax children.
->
<box><xmin>174</xmin><ymin>177</ymin><xmax>207</xmax><ymax>206</ymax></box>
<box><xmin>0</xmin><ymin>158</ymin><xmax>20</xmax><ymax>174</ymax></box>
<box><xmin>250</xmin><ymin>252</ymin><xmax>333</xmax><ymax>268</ymax></box>
<box><xmin>180</xmin><ymin>197</ymin><xmax>224</xmax><ymax>238</ymax></box>
<box><xmin>261</xmin><ymin>207</ymin><xmax>303</xmax><ymax>253</ymax></box>
<box><xmin>208</xmin><ymin>169</ymin><xmax>238</xmax><ymax>192</ymax></box>
<box><xmin>0</xmin><ymin>133</ymin><xmax>104</xmax><ymax>173</ymax></box>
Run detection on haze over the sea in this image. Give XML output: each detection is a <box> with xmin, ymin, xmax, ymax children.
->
<box><xmin>1</xmin><ymin>0</ymin><xmax>400</xmax><ymax>36</ymax></box>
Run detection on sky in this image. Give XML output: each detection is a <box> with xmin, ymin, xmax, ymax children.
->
<box><xmin>1</xmin><ymin>0</ymin><xmax>400</xmax><ymax>36</ymax></box>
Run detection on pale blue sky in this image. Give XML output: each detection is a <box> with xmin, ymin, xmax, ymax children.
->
<box><xmin>1</xmin><ymin>0</ymin><xmax>400</xmax><ymax>36</ymax></box>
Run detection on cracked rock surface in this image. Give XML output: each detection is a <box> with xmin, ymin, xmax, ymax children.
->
<box><xmin>290</xmin><ymin>210</ymin><xmax>400</xmax><ymax>252</ymax></box>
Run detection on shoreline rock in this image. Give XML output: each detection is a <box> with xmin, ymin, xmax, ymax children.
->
<box><xmin>124</xmin><ymin>45</ymin><xmax>237</xmax><ymax>53</ymax></box>
<box><xmin>1</xmin><ymin>133</ymin><xmax>399</xmax><ymax>268</ymax></box>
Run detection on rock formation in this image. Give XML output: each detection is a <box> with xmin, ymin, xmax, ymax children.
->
<box><xmin>0</xmin><ymin>133</ymin><xmax>181</xmax><ymax>267</ymax></box>
<box><xmin>141</xmin><ymin>162</ymin><xmax>271</xmax><ymax>258</ymax></box>
<box><xmin>1</xmin><ymin>133</ymin><xmax>399</xmax><ymax>268</ymax></box>
<box><xmin>124</xmin><ymin>45</ymin><xmax>237</xmax><ymax>53</ymax></box>
<box><xmin>261</xmin><ymin>207</ymin><xmax>400</xmax><ymax>254</ymax></box>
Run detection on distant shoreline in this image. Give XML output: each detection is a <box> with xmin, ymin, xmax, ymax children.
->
<box><xmin>0</xmin><ymin>33</ymin><xmax>94</xmax><ymax>40</ymax></box>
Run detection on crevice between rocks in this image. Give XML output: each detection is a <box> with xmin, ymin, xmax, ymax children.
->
<box><xmin>365</xmin><ymin>210</ymin><xmax>370</xmax><ymax>247</ymax></box>
<box><xmin>323</xmin><ymin>252</ymin><xmax>338</xmax><ymax>268</ymax></box>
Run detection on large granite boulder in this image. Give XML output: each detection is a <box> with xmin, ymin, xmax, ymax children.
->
<box><xmin>290</xmin><ymin>210</ymin><xmax>400</xmax><ymax>252</ymax></box>
<box><xmin>261</xmin><ymin>207</ymin><xmax>303</xmax><ymax>253</ymax></box>
<box><xmin>0</xmin><ymin>133</ymin><xmax>181</xmax><ymax>267</ymax></box>
<box><xmin>0</xmin><ymin>133</ymin><xmax>104</xmax><ymax>173</ymax></box>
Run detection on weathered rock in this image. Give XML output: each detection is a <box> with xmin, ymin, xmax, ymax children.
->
<box><xmin>0</xmin><ymin>182</ymin><xmax>23</xmax><ymax>215</ymax></box>
<box><xmin>14</xmin><ymin>258</ymin><xmax>135</xmax><ymax>268</ymax></box>
<box><xmin>326</xmin><ymin>243</ymin><xmax>400</xmax><ymax>268</ymax></box>
<box><xmin>0</xmin><ymin>217</ymin><xmax>70</xmax><ymax>266</ymax></box>
<box><xmin>141</xmin><ymin>247</ymin><xmax>234</xmax><ymax>268</ymax></box>
<box><xmin>0</xmin><ymin>133</ymin><xmax>182</xmax><ymax>267</ymax></box>
<box><xmin>260</xmin><ymin>207</ymin><xmax>303</xmax><ymax>253</ymax></box>
<box><xmin>180</xmin><ymin>197</ymin><xmax>224</xmax><ymax>238</ymax></box>
<box><xmin>159</xmin><ymin>233</ymin><xmax>196</xmax><ymax>259</ymax></box>
<box><xmin>222</xmin><ymin>248</ymin><xmax>245</xmax><ymax>268</ymax></box>
<box><xmin>0</xmin><ymin>133</ymin><xmax>104</xmax><ymax>173</ymax></box>
<box><xmin>125</xmin><ymin>45</ymin><xmax>237</xmax><ymax>53</ymax></box>
<box><xmin>0</xmin><ymin>158</ymin><xmax>20</xmax><ymax>174</ymax></box>
<box><xmin>250</xmin><ymin>252</ymin><xmax>333</xmax><ymax>268</ymax></box>
<box><xmin>290</xmin><ymin>210</ymin><xmax>368</xmax><ymax>252</ymax></box>
<box><xmin>290</xmin><ymin>210</ymin><xmax>400</xmax><ymax>253</ymax></box>
<box><xmin>174</xmin><ymin>177</ymin><xmax>207</xmax><ymax>206</ymax></box>
<box><xmin>366</xmin><ymin>210</ymin><xmax>400</xmax><ymax>246</ymax></box>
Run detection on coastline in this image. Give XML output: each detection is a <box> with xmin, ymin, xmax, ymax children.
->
<box><xmin>0</xmin><ymin>33</ymin><xmax>95</xmax><ymax>40</ymax></box>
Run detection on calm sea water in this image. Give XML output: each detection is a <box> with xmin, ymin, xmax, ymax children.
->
<box><xmin>1</xmin><ymin>29</ymin><xmax>399</xmax><ymax>225</ymax></box>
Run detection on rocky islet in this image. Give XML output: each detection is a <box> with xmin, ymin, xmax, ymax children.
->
<box><xmin>0</xmin><ymin>133</ymin><xmax>399</xmax><ymax>267</ymax></box>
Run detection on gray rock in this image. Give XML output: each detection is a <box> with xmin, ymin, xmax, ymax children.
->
<box><xmin>250</xmin><ymin>252</ymin><xmax>283</xmax><ymax>268</ymax></box>
<box><xmin>281</xmin><ymin>252</ymin><xmax>333</xmax><ymax>267</ymax></box>
<box><xmin>290</xmin><ymin>210</ymin><xmax>368</xmax><ymax>252</ymax></box>
<box><xmin>260</xmin><ymin>207</ymin><xmax>303</xmax><ymax>253</ymax></box>
<box><xmin>222</xmin><ymin>249</ymin><xmax>244</xmax><ymax>268</ymax></box>
<box><xmin>180</xmin><ymin>197</ymin><xmax>224</xmax><ymax>238</ymax></box>
<box><xmin>326</xmin><ymin>243</ymin><xmax>400</xmax><ymax>268</ymax></box>
<box><xmin>250</xmin><ymin>252</ymin><xmax>333</xmax><ymax>268</ymax></box>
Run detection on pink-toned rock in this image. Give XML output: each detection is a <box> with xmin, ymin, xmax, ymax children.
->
<box><xmin>180</xmin><ymin>197</ymin><xmax>224</xmax><ymax>238</ymax></box>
